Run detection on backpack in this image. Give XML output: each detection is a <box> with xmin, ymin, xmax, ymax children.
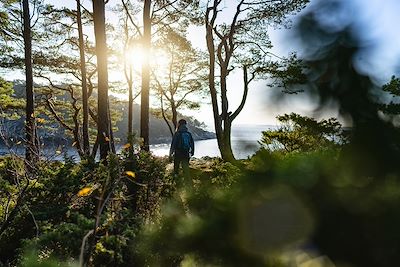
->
<box><xmin>177</xmin><ymin>132</ymin><xmax>191</xmax><ymax>151</ymax></box>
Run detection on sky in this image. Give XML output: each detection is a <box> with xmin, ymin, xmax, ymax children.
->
<box><xmin>5</xmin><ymin>0</ymin><xmax>400</xmax><ymax>127</ymax></box>
<box><xmin>183</xmin><ymin>0</ymin><xmax>400</xmax><ymax>126</ymax></box>
<box><xmin>234</xmin><ymin>0</ymin><xmax>400</xmax><ymax>126</ymax></box>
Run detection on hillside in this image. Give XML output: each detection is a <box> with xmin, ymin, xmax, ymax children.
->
<box><xmin>114</xmin><ymin>102</ymin><xmax>215</xmax><ymax>144</ymax></box>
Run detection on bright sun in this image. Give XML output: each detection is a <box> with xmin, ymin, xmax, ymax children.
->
<box><xmin>125</xmin><ymin>47</ymin><xmax>170</xmax><ymax>72</ymax></box>
<box><xmin>108</xmin><ymin>47</ymin><xmax>170</xmax><ymax>87</ymax></box>
<box><xmin>125</xmin><ymin>46</ymin><xmax>145</xmax><ymax>71</ymax></box>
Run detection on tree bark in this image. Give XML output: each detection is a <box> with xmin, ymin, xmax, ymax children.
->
<box><xmin>205</xmin><ymin>2</ymin><xmax>224</xmax><ymax>159</ymax></box>
<box><xmin>108</xmin><ymin>101</ymin><xmax>116</xmax><ymax>153</ymax></box>
<box><xmin>140</xmin><ymin>0</ymin><xmax>151</xmax><ymax>151</ymax></box>
<box><xmin>122</xmin><ymin>16</ymin><xmax>134</xmax><ymax>149</ymax></box>
<box><xmin>128</xmin><ymin>63</ymin><xmax>133</xmax><ymax>140</ymax></box>
<box><xmin>221</xmin><ymin>122</ymin><xmax>235</xmax><ymax>162</ymax></box>
<box><xmin>219</xmin><ymin>59</ymin><xmax>235</xmax><ymax>161</ymax></box>
<box><xmin>77</xmin><ymin>0</ymin><xmax>90</xmax><ymax>156</ymax></box>
<box><xmin>171</xmin><ymin>100</ymin><xmax>178</xmax><ymax>130</ymax></box>
<box><xmin>23</xmin><ymin>0</ymin><xmax>37</xmax><ymax>163</ymax></box>
<box><xmin>92</xmin><ymin>0</ymin><xmax>111</xmax><ymax>160</ymax></box>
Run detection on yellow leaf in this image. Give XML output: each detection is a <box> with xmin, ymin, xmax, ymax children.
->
<box><xmin>77</xmin><ymin>187</ymin><xmax>92</xmax><ymax>196</ymax></box>
<box><xmin>56</xmin><ymin>150</ymin><xmax>62</xmax><ymax>154</ymax></box>
<box><xmin>36</xmin><ymin>118</ymin><xmax>45</xmax><ymax>123</ymax></box>
<box><xmin>125</xmin><ymin>171</ymin><xmax>135</xmax><ymax>178</ymax></box>
<box><xmin>123</xmin><ymin>143</ymin><xmax>131</xmax><ymax>150</ymax></box>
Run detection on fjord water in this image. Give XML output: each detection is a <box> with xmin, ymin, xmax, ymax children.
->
<box><xmin>151</xmin><ymin>125</ymin><xmax>270</xmax><ymax>159</ymax></box>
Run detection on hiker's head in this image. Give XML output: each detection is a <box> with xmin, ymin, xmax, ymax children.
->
<box><xmin>177</xmin><ymin>119</ymin><xmax>187</xmax><ymax>131</ymax></box>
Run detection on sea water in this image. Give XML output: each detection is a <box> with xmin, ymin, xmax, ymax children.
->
<box><xmin>151</xmin><ymin>125</ymin><xmax>271</xmax><ymax>159</ymax></box>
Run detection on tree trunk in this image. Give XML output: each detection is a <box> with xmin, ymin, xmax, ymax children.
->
<box><xmin>171</xmin><ymin>100</ymin><xmax>178</xmax><ymax>130</ymax></box>
<box><xmin>127</xmin><ymin>64</ymin><xmax>134</xmax><ymax>157</ymax></box>
<box><xmin>92</xmin><ymin>0</ymin><xmax>111</xmax><ymax>160</ymax></box>
<box><xmin>221</xmin><ymin>121</ymin><xmax>235</xmax><ymax>162</ymax></box>
<box><xmin>220</xmin><ymin>65</ymin><xmax>236</xmax><ymax>161</ymax></box>
<box><xmin>128</xmin><ymin>63</ymin><xmax>133</xmax><ymax>141</ymax></box>
<box><xmin>71</xmin><ymin>90</ymin><xmax>83</xmax><ymax>156</ymax></box>
<box><xmin>77</xmin><ymin>0</ymin><xmax>90</xmax><ymax>156</ymax></box>
<box><xmin>205</xmin><ymin>4</ymin><xmax>224</xmax><ymax>159</ymax></box>
<box><xmin>23</xmin><ymin>0</ymin><xmax>37</xmax><ymax>163</ymax></box>
<box><xmin>140</xmin><ymin>0</ymin><xmax>151</xmax><ymax>151</ymax></box>
<box><xmin>108</xmin><ymin>103</ymin><xmax>116</xmax><ymax>153</ymax></box>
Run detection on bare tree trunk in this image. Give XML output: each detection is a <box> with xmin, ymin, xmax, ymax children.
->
<box><xmin>171</xmin><ymin>100</ymin><xmax>178</xmax><ymax>130</ymax></box>
<box><xmin>23</xmin><ymin>0</ymin><xmax>37</xmax><ymax>163</ymax></box>
<box><xmin>92</xmin><ymin>0</ymin><xmax>111</xmax><ymax>160</ymax></box>
<box><xmin>71</xmin><ymin>90</ymin><xmax>83</xmax><ymax>156</ymax></box>
<box><xmin>122</xmin><ymin>16</ymin><xmax>134</xmax><ymax>151</ymax></box>
<box><xmin>91</xmin><ymin>135</ymin><xmax>99</xmax><ymax>159</ymax></box>
<box><xmin>222</xmin><ymin>122</ymin><xmax>235</xmax><ymax>162</ymax></box>
<box><xmin>108</xmin><ymin>103</ymin><xmax>116</xmax><ymax>153</ymax></box>
<box><xmin>140</xmin><ymin>0</ymin><xmax>151</xmax><ymax>151</ymax></box>
<box><xmin>77</xmin><ymin>0</ymin><xmax>90</xmax><ymax>156</ymax></box>
<box><xmin>126</xmin><ymin>79</ymin><xmax>133</xmax><ymax>164</ymax></box>
<box><xmin>206</xmin><ymin>2</ymin><xmax>224</xmax><ymax>159</ymax></box>
<box><xmin>220</xmin><ymin>66</ymin><xmax>236</xmax><ymax>162</ymax></box>
<box><xmin>128</xmin><ymin>64</ymin><xmax>133</xmax><ymax>140</ymax></box>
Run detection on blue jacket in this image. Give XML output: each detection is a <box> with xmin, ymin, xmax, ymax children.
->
<box><xmin>169</xmin><ymin>124</ymin><xmax>194</xmax><ymax>157</ymax></box>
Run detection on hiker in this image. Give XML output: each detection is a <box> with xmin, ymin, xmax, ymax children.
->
<box><xmin>169</xmin><ymin>119</ymin><xmax>194</xmax><ymax>179</ymax></box>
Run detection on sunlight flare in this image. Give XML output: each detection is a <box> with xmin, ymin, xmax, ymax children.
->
<box><xmin>124</xmin><ymin>46</ymin><xmax>170</xmax><ymax>72</ymax></box>
<box><xmin>126</xmin><ymin>46</ymin><xmax>145</xmax><ymax>70</ymax></box>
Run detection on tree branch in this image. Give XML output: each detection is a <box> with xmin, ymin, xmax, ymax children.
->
<box><xmin>230</xmin><ymin>65</ymin><xmax>250</xmax><ymax>121</ymax></box>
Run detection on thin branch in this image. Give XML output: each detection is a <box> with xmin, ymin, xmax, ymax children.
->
<box><xmin>121</xmin><ymin>0</ymin><xmax>143</xmax><ymax>37</ymax></box>
<box><xmin>175</xmin><ymin>89</ymin><xmax>198</xmax><ymax>108</ymax></box>
<box><xmin>24</xmin><ymin>204</ymin><xmax>39</xmax><ymax>238</ymax></box>
<box><xmin>79</xmin><ymin>229</ymin><xmax>94</xmax><ymax>267</ymax></box>
<box><xmin>230</xmin><ymin>65</ymin><xmax>250</xmax><ymax>121</ymax></box>
<box><xmin>160</xmin><ymin>93</ymin><xmax>174</xmax><ymax>136</ymax></box>
<box><xmin>45</xmin><ymin>98</ymin><xmax>74</xmax><ymax>132</ymax></box>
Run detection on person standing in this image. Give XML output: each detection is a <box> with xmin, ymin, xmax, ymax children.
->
<box><xmin>169</xmin><ymin>119</ymin><xmax>194</xmax><ymax>179</ymax></box>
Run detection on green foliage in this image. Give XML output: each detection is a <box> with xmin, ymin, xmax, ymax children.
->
<box><xmin>379</xmin><ymin>75</ymin><xmax>400</xmax><ymax>116</ymax></box>
<box><xmin>19</xmin><ymin>249</ymin><xmax>77</xmax><ymax>267</ymax></box>
<box><xmin>0</xmin><ymin>77</ymin><xmax>24</xmax><ymax>119</ymax></box>
<box><xmin>123</xmin><ymin>151</ymin><xmax>169</xmax><ymax>220</ymax></box>
<box><xmin>152</xmin><ymin>27</ymin><xmax>208</xmax><ymax>129</ymax></box>
<box><xmin>208</xmin><ymin>159</ymin><xmax>242</xmax><ymax>189</ymax></box>
<box><xmin>260</xmin><ymin>113</ymin><xmax>346</xmax><ymax>153</ymax></box>
<box><xmin>248</xmin><ymin>148</ymin><xmax>400</xmax><ymax>267</ymax></box>
<box><xmin>0</xmin><ymin>152</ymin><xmax>165</xmax><ymax>266</ymax></box>
<box><xmin>266</xmin><ymin>53</ymin><xmax>308</xmax><ymax>93</ymax></box>
<box><xmin>135</xmin><ymin>143</ymin><xmax>400</xmax><ymax>267</ymax></box>
<box><xmin>1</xmin><ymin>141</ymin><xmax>400</xmax><ymax>267</ymax></box>
<box><xmin>26</xmin><ymin>213</ymin><xmax>94</xmax><ymax>261</ymax></box>
<box><xmin>136</xmin><ymin>156</ymin><xmax>314</xmax><ymax>267</ymax></box>
<box><xmin>382</xmin><ymin>75</ymin><xmax>400</xmax><ymax>96</ymax></box>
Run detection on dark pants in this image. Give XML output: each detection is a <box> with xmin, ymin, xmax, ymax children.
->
<box><xmin>173</xmin><ymin>153</ymin><xmax>190</xmax><ymax>182</ymax></box>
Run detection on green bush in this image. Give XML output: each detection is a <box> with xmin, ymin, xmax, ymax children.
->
<box><xmin>260</xmin><ymin>113</ymin><xmax>347</xmax><ymax>153</ymax></box>
<box><xmin>0</xmin><ymin>151</ymin><xmax>173</xmax><ymax>266</ymax></box>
